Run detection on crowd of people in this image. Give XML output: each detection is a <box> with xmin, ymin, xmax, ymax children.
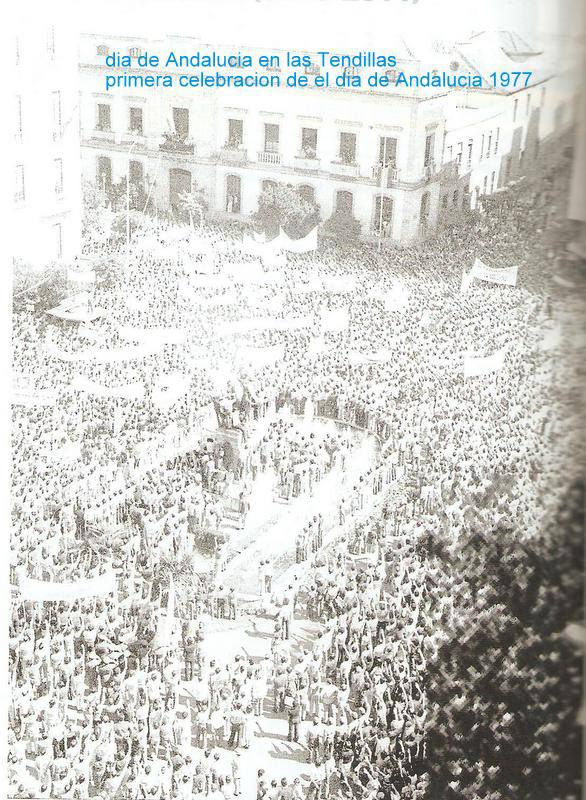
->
<box><xmin>8</xmin><ymin>151</ymin><xmax>584</xmax><ymax>799</ymax></box>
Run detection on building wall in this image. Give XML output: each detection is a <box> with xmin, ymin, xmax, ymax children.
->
<box><xmin>11</xmin><ymin>23</ymin><xmax>81</xmax><ymax>268</ymax></box>
<box><xmin>78</xmin><ymin>32</ymin><xmax>578</xmax><ymax>246</ymax></box>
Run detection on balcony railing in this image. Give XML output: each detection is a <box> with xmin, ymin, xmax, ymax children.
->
<box><xmin>159</xmin><ymin>135</ymin><xmax>195</xmax><ymax>155</ymax></box>
<box><xmin>294</xmin><ymin>154</ymin><xmax>320</xmax><ymax>171</ymax></box>
<box><xmin>330</xmin><ymin>160</ymin><xmax>360</xmax><ymax>178</ymax></box>
<box><xmin>257</xmin><ymin>150</ymin><xmax>281</xmax><ymax>166</ymax></box>
<box><xmin>371</xmin><ymin>164</ymin><xmax>400</xmax><ymax>186</ymax></box>
<box><xmin>218</xmin><ymin>146</ymin><xmax>248</xmax><ymax>165</ymax></box>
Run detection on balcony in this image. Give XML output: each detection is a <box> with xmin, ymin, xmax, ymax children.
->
<box><xmin>92</xmin><ymin>126</ymin><xmax>115</xmax><ymax>143</ymax></box>
<box><xmin>329</xmin><ymin>160</ymin><xmax>360</xmax><ymax>178</ymax></box>
<box><xmin>159</xmin><ymin>133</ymin><xmax>195</xmax><ymax>155</ymax></box>
<box><xmin>217</xmin><ymin>145</ymin><xmax>248</xmax><ymax>165</ymax></box>
<box><xmin>294</xmin><ymin>153</ymin><xmax>320</xmax><ymax>171</ymax></box>
<box><xmin>371</xmin><ymin>164</ymin><xmax>400</xmax><ymax>186</ymax></box>
<box><xmin>257</xmin><ymin>150</ymin><xmax>281</xmax><ymax>166</ymax></box>
<box><xmin>422</xmin><ymin>162</ymin><xmax>440</xmax><ymax>183</ymax></box>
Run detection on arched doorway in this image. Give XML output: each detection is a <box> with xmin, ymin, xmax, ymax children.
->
<box><xmin>225</xmin><ymin>174</ymin><xmax>241</xmax><ymax>213</ymax></box>
<box><xmin>169</xmin><ymin>168</ymin><xmax>191</xmax><ymax>214</ymax></box>
<box><xmin>335</xmin><ymin>190</ymin><xmax>353</xmax><ymax>215</ymax></box>
<box><xmin>373</xmin><ymin>195</ymin><xmax>393</xmax><ymax>235</ymax></box>
<box><xmin>299</xmin><ymin>184</ymin><xmax>316</xmax><ymax>205</ymax></box>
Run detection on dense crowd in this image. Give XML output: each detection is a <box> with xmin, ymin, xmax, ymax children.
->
<box><xmin>8</xmin><ymin>154</ymin><xmax>584</xmax><ymax>799</ymax></box>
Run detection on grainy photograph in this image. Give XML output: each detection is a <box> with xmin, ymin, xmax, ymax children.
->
<box><xmin>7</xmin><ymin>1</ymin><xmax>586</xmax><ymax>798</ymax></box>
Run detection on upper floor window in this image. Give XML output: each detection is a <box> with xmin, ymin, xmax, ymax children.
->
<box><xmin>467</xmin><ymin>140</ymin><xmax>473</xmax><ymax>168</ymax></box>
<box><xmin>264</xmin><ymin>123</ymin><xmax>279</xmax><ymax>153</ymax></box>
<box><xmin>424</xmin><ymin>133</ymin><xmax>435</xmax><ymax>167</ymax></box>
<box><xmin>378</xmin><ymin>136</ymin><xmax>397</xmax><ymax>167</ymax></box>
<box><xmin>301</xmin><ymin>127</ymin><xmax>318</xmax><ymax>158</ymax></box>
<box><xmin>128</xmin><ymin>47</ymin><xmax>142</xmax><ymax>58</ymax></box>
<box><xmin>227</xmin><ymin>118</ymin><xmax>243</xmax><ymax>148</ymax></box>
<box><xmin>526</xmin><ymin>93</ymin><xmax>531</xmax><ymax>116</ymax></box>
<box><xmin>15</xmin><ymin>164</ymin><xmax>25</xmax><ymax>202</ymax></box>
<box><xmin>513</xmin><ymin>99</ymin><xmax>518</xmax><ymax>123</ymax></box>
<box><xmin>97</xmin><ymin>103</ymin><xmax>111</xmax><ymax>131</ymax></box>
<box><xmin>97</xmin><ymin>45</ymin><xmax>110</xmax><ymax>57</ymax></box>
<box><xmin>494</xmin><ymin>128</ymin><xmax>500</xmax><ymax>154</ymax></box>
<box><xmin>304</xmin><ymin>61</ymin><xmax>320</xmax><ymax>76</ymax></box>
<box><xmin>129</xmin><ymin>106</ymin><xmax>143</xmax><ymax>135</ymax></box>
<box><xmin>339</xmin><ymin>131</ymin><xmax>357</xmax><ymax>164</ymax></box>
<box><xmin>173</xmin><ymin>107</ymin><xmax>189</xmax><ymax>139</ymax></box>
<box><xmin>15</xmin><ymin>36</ymin><xmax>21</xmax><ymax>66</ymax></box>
<box><xmin>54</xmin><ymin>158</ymin><xmax>64</xmax><ymax>196</ymax></box>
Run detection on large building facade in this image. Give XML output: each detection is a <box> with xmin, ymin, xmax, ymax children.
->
<box><xmin>78</xmin><ymin>32</ymin><xmax>578</xmax><ymax>245</ymax></box>
<box><xmin>11</xmin><ymin>22</ymin><xmax>82</xmax><ymax>267</ymax></box>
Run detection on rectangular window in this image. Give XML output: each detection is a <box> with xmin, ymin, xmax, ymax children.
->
<box><xmin>494</xmin><ymin>128</ymin><xmax>500</xmax><ymax>154</ymax></box>
<box><xmin>304</xmin><ymin>61</ymin><xmax>320</xmax><ymax>76</ymax></box>
<box><xmin>54</xmin><ymin>158</ymin><xmax>63</xmax><ymax>195</ymax></box>
<box><xmin>424</xmin><ymin>133</ymin><xmax>435</xmax><ymax>167</ymax></box>
<box><xmin>452</xmin><ymin>189</ymin><xmax>459</xmax><ymax>206</ymax></box>
<box><xmin>339</xmin><ymin>131</ymin><xmax>357</xmax><ymax>164</ymax></box>
<box><xmin>467</xmin><ymin>140</ymin><xmax>473</xmax><ymax>168</ymax></box>
<box><xmin>53</xmin><ymin>223</ymin><xmax>63</xmax><ymax>259</ymax></box>
<box><xmin>173</xmin><ymin>107</ymin><xmax>189</xmax><ymax>139</ymax></box>
<box><xmin>129</xmin><ymin>160</ymin><xmax>144</xmax><ymax>184</ymax></box>
<box><xmin>97</xmin><ymin>155</ymin><xmax>112</xmax><ymax>190</ymax></box>
<box><xmin>264</xmin><ymin>122</ymin><xmax>280</xmax><ymax>152</ymax></box>
<box><xmin>52</xmin><ymin>91</ymin><xmax>62</xmax><ymax>137</ymax></box>
<box><xmin>97</xmin><ymin>103</ymin><xmax>111</xmax><ymax>131</ymax></box>
<box><xmin>128</xmin><ymin>47</ymin><xmax>142</xmax><ymax>58</ymax></box>
<box><xmin>483</xmin><ymin>175</ymin><xmax>488</xmax><ymax>194</ymax></box>
<box><xmin>441</xmin><ymin>195</ymin><xmax>448</xmax><ymax>209</ymax></box>
<box><xmin>487</xmin><ymin>134</ymin><xmax>492</xmax><ymax>157</ymax></box>
<box><xmin>456</xmin><ymin>142</ymin><xmax>463</xmax><ymax>167</ymax></box>
<box><xmin>15</xmin><ymin>164</ymin><xmax>25</xmax><ymax>202</ymax></box>
<box><xmin>480</xmin><ymin>134</ymin><xmax>485</xmax><ymax>160</ymax></box>
<box><xmin>448</xmin><ymin>145</ymin><xmax>453</xmax><ymax>162</ymax></box>
<box><xmin>301</xmin><ymin>127</ymin><xmax>318</xmax><ymax>157</ymax></box>
<box><xmin>378</xmin><ymin>136</ymin><xmax>397</xmax><ymax>167</ymax></box>
<box><xmin>526</xmin><ymin>93</ymin><xmax>531</xmax><ymax>116</ymax></box>
<box><xmin>47</xmin><ymin>26</ymin><xmax>55</xmax><ymax>59</ymax></box>
<box><xmin>490</xmin><ymin>171</ymin><xmax>496</xmax><ymax>193</ymax></box>
<box><xmin>16</xmin><ymin>95</ymin><xmax>23</xmax><ymax>141</ymax></box>
<box><xmin>513</xmin><ymin>99</ymin><xmax>518</xmax><ymax>123</ymax></box>
<box><xmin>129</xmin><ymin>107</ymin><xmax>143</xmax><ymax>135</ymax></box>
<box><xmin>228</xmin><ymin>118</ymin><xmax>243</xmax><ymax>147</ymax></box>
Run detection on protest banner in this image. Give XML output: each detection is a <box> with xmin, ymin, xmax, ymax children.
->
<box><xmin>463</xmin><ymin>347</ymin><xmax>507</xmax><ymax>379</ymax></box>
<box><xmin>19</xmin><ymin>572</ymin><xmax>117</xmax><ymax>601</ymax></box>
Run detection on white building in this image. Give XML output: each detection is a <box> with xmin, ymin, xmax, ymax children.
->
<box><xmin>11</xmin><ymin>21</ymin><xmax>82</xmax><ymax>267</ymax></box>
<box><xmin>78</xmin><ymin>31</ymin><xmax>578</xmax><ymax>245</ymax></box>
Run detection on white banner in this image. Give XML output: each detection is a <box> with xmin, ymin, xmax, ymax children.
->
<box><xmin>460</xmin><ymin>271</ymin><xmax>473</xmax><ymax>294</ymax></box>
<box><xmin>540</xmin><ymin>323</ymin><xmax>562</xmax><ymax>352</ymax></box>
<box><xmin>321</xmin><ymin>307</ymin><xmax>349</xmax><ymax>332</ymax></box>
<box><xmin>118</xmin><ymin>326</ymin><xmax>186</xmax><ymax>346</ymax></box>
<box><xmin>223</xmin><ymin>316</ymin><xmax>312</xmax><ymax>333</ymax></box>
<box><xmin>19</xmin><ymin>572</ymin><xmax>117</xmax><ymax>601</ymax></box>
<box><xmin>464</xmin><ymin>347</ymin><xmax>507</xmax><ymax>379</ymax></box>
<box><xmin>470</xmin><ymin>258</ymin><xmax>518</xmax><ymax>287</ymax></box>
<box><xmin>49</xmin><ymin>342</ymin><xmax>163</xmax><ymax>362</ymax></box>
<box><xmin>152</xmin><ymin>373</ymin><xmax>189</xmax><ymax>409</ymax></box>
<box><xmin>67</xmin><ymin>270</ymin><xmax>96</xmax><ymax>284</ymax></box>
<box><xmin>236</xmin><ymin>343</ymin><xmax>284</xmax><ymax>369</ymax></box>
<box><xmin>12</xmin><ymin>388</ymin><xmax>58</xmax><ymax>407</ymax></box>
<box><xmin>293</xmin><ymin>278</ymin><xmax>324</xmax><ymax>294</ymax></box>
<box><xmin>383</xmin><ymin>282</ymin><xmax>409</xmax><ymax>311</ymax></box>
<box><xmin>71</xmin><ymin>376</ymin><xmax>145</xmax><ymax>400</ymax></box>
<box><xmin>323</xmin><ymin>276</ymin><xmax>356</xmax><ymax>293</ymax></box>
<box><xmin>275</xmin><ymin>226</ymin><xmax>318</xmax><ymax>254</ymax></box>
